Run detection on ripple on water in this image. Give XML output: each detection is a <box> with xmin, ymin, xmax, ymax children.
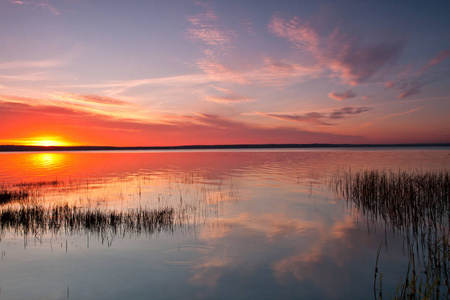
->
<box><xmin>159</xmin><ymin>245</ymin><xmax>214</xmax><ymax>265</ymax></box>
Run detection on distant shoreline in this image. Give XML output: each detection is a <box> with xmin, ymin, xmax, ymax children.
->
<box><xmin>1</xmin><ymin>143</ymin><xmax>449</xmax><ymax>152</ymax></box>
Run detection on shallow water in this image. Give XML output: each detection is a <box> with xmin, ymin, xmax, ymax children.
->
<box><xmin>0</xmin><ymin>148</ymin><xmax>448</xmax><ymax>299</ymax></box>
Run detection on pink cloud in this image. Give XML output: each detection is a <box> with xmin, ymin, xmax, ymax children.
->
<box><xmin>186</xmin><ymin>9</ymin><xmax>234</xmax><ymax>49</ymax></box>
<box><xmin>8</xmin><ymin>0</ymin><xmax>61</xmax><ymax>15</ymax></box>
<box><xmin>416</xmin><ymin>48</ymin><xmax>450</xmax><ymax>74</ymax></box>
<box><xmin>328</xmin><ymin>90</ymin><xmax>357</xmax><ymax>101</ymax></box>
<box><xmin>37</xmin><ymin>2</ymin><xmax>61</xmax><ymax>15</ymax></box>
<box><xmin>427</xmin><ymin>49</ymin><xmax>450</xmax><ymax>67</ymax></box>
<box><xmin>204</xmin><ymin>94</ymin><xmax>255</xmax><ymax>104</ymax></box>
<box><xmin>361</xmin><ymin>94</ymin><xmax>379</xmax><ymax>100</ymax></box>
<box><xmin>269</xmin><ymin>15</ymin><xmax>403</xmax><ymax>85</ymax></box>
<box><xmin>384</xmin><ymin>81</ymin><xmax>396</xmax><ymax>88</ymax></box>
<box><xmin>50</xmin><ymin>93</ymin><xmax>131</xmax><ymax>106</ymax></box>
<box><xmin>395</xmin><ymin>80</ymin><xmax>423</xmax><ymax>99</ymax></box>
<box><xmin>252</xmin><ymin>57</ymin><xmax>321</xmax><ymax>87</ymax></box>
<box><xmin>197</xmin><ymin>58</ymin><xmax>249</xmax><ymax>84</ymax></box>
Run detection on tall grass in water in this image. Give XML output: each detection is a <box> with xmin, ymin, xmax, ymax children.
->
<box><xmin>0</xmin><ymin>204</ymin><xmax>174</xmax><ymax>244</ymax></box>
<box><xmin>0</xmin><ymin>180</ymin><xmax>60</xmax><ymax>204</ymax></box>
<box><xmin>334</xmin><ymin>169</ymin><xmax>449</xmax><ymax>299</ymax></box>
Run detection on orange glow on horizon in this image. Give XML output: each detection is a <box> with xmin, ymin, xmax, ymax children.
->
<box><xmin>3</xmin><ymin>136</ymin><xmax>73</xmax><ymax>147</ymax></box>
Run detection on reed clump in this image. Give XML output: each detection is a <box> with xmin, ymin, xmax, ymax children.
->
<box><xmin>0</xmin><ymin>204</ymin><xmax>174</xmax><ymax>241</ymax></box>
<box><xmin>0</xmin><ymin>187</ymin><xmax>29</xmax><ymax>204</ymax></box>
<box><xmin>334</xmin><ymin>169</ymin><xmax>449</xmax><ymax>299</ymax></box>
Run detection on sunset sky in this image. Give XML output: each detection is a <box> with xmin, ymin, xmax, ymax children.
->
<box><xmin>1</xmin><ymin>0</ymin><xmax>449</xmax><ymax>146</ymax></box>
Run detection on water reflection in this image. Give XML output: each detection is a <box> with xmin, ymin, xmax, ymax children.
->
<box><xmin>31</xmin><ymin>153</ymin><xmax>66</xmax><ymax>169</ymax></box>
<box><xmin>334</xmin><ymin>169</ymin><xmax>450</xmax><ymax>298</ymax></box>
<box><xmin>0</xmin><ymin>149</ymin><xmax>448</xmax><ymax>299</ymax></box>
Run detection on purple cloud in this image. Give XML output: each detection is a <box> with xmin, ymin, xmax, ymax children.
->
<box><xmin>328</xmin><ymin>90</ymin><xmax>357</xmax><ymax>101</ymax></box>
<box><xmin>260</xmin><ymin>106</ymin><xmax>372</xmax><ymax>125</ymax></box>
<box><xmin>269</xmin><ymin>15</ymin><xmax>403</xmax><ymax>85</ymax></box>
<box><xmin>396</xmin><ymin>80</ymin><xmax>423</xmax><ymax>99</ymax></box>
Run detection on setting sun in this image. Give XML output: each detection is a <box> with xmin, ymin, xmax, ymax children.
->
<box><xmin>30</xmin><ymin>140</ymin><xmax>65</xmax><ymax>147</ymax></box>
<box><xmin>3</xmin><ymin>137</ymin><xmax>73</xmax><ymax>147</ymax></box>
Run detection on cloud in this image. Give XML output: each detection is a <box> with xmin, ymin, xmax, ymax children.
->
<box><xmin>204</xmin><ymin>95</ymin><xmax>254</xmax><ymax>104</ymax></box>
<box><xmin>359</xmin><ymin>107</ymin><xmax>423</xmax><ymax>128</ymax></box>
<box><xmin>328</xmin><ymin>90</ymin><xmax>357</xmax><ymax>101</ymax></box>
<box><xmin>427</xmin><ymin>49</ymin><xmax>450</xmax><ymax>67</ymax></box>
<box><xmin>249</xmin><ymin>57</ymin><xmax>321</xmax><ymax>87</ymax></box>
<box><xmin>262</xmin><ymin>112</ymin><xmax>331</xmax><ymax>126</ymax></box>
<box><xmin>202</xmin><ymin>84</ymin><xmax>255</xmax><ymax>104</ymax></box>
<box><xmin>417</xmin><ymin>48</ymin><xmax>450</xmax><ymax>74</ymax></box>
<box><xmin>269</xmin><ymin>15</ymin><xmax>403</xmax><ymax>85</ymax></box>
<box><xmin>328</xmin><ymin>107</ymin><xmax>371</xmax><ymax>119</ymax></box>
<box><xmin>384</xmin><ymin>48</ymin><xmax>450</xmax><ymax>99</ymax></box>
<box><xmin>186</xmin><ymin>8</ymin><xmax>235</xmax><ymax>50</ymax></box>
<box><xmin>197</xmin><ymin>57</ymin><xmax>249</xmax><ymax>84</ymax></box>
<box><xmin>259</xmin><ymin>106</ymin><xmax>372</xmax><ymax>126</ymax></box>
<box><xmin>37</xmin><ymin>2</ymin><xmax>61</xmax><ymax>15</ymax></box>
<box><xmin>361</xmin><ymin>94</ymin><xmax>379</xmax><ymax>100</ymax></box>
<box><xmin>384</xmin><ymin>81</ymin><xmax>396</xmax><ymax>88</ymax></box>
<box><xmin>49</xmin><ymin>93</ymin><xmax>132</xmax><ymax>106</ymax></box>
<box><xmin>396</xmin><ymin>80</ymin><xmax>423</xmax><ymax>99</ymax></box>
<box><xmin>8</xmin><ymin>0</ymin><xmax>61</xmax><ymax>15</ymax></box>
<box><xmin>0</xmin><ymin>59</ymin><xmax>63</xmax><ymax>70</ymax></box>
<box><xmin>0</xmin><ymin>96</ymin><xmax>368</xmax><ymax>146</ymax></box>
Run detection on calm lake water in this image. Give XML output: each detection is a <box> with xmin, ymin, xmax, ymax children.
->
<box><xmin>0</xmin><ymin>148</ymin><xmax>448</xmax><ymax>299</ymax></box>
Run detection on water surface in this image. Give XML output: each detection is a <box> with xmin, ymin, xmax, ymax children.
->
<box><xmin>0</xmin><ymin>148</ymin><xmax>448</xmax><ymax>299</ymax></box>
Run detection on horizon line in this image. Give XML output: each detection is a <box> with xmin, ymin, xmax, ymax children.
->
<box><xmin>1</xmin><ymin>143</ymin><xmax>449</xmax><ymax>152</ymax></box>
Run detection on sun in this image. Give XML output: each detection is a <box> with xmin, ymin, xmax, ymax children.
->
<box><xmin>19</xmin><ymin>136</ymin><xmax>72</xmax><ymax>147</ymax></box>
<box><xmin>29</xmin><ymin>139</ymin><xmax>67</xmax><ymax>147</ymax></box>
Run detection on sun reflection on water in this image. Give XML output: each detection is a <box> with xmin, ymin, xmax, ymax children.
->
<box><xmin>31</xmin><ymin>153</ymin><xmax>65</xmax><ymax>169</ymax></box>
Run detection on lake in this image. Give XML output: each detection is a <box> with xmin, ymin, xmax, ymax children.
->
<box><xmin>0</xmin><ymin>148</ymin><xmax>448</xmax><ymax>299</ymax></box>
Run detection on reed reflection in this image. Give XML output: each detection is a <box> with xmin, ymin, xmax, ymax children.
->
<box><xmin>334</xmin><ymin>169</ymin><xmax>450</xmax><ymax>299</ymax></box>
<box><xmin>0</xmin><ymin>173</ymin><xmax>238</xmax><ymax>248</ymax></box>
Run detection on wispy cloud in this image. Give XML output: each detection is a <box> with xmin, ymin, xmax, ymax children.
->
<box><xmin>361</xmin><ymin>94</ymin><xmax>379</xmax><ymax>100</ymax></box>
<box><xmin>329</xmin><ymin>107</ymin><xmax>371</xmax><ymax>119</ymax></box>
<box><xmin>0</xmin><ymin>59</ymin><xmax>63</xmax><ymax>70</ymax></box>
<box><xmin>259</xmin><ymin>106</ymin><xmax>372</xmax><ymax>126</ymax></box>
<box><xmin>186</xmin><ymin>9</ymin><xmax>235</xmax><ymax>49</ymax></box>
<box><xmin>197</xmin><ymin>57</ymin><xmax>249</xmax><ymax>84</ymax></box>
<box><xmin>48</xmin><ymin>93</ymin><xmax>132</xmax><ymax>107</ymax></box>
<box><xmin>417</xmin><ymin>48</ymin><xmax>450</xmax><ymax>74</ymax></box>
<box><xmin>359</xmin><ymin>107</ymin><xmax>423</xmax><ymax>128</ymax></box>
<box><xmin>57</xmin><ymin>74</ymin><xmax>212</xmax><ymax>96</ymax></box>
<box><xmin>8</xmin><ymin>0</ymin><xmax>61</xmax><ymax>15</ymax></box>
<box><xmin>260</xmin><ymin>112</ymin><xmax>332</xmax><ymax>126</ymax></box>
<box><xmin>204</xmin><ymin>94</ymin><xmax>255</xmax><ymax>104</ymax></box>
<box><xmin>0</xmin><ymin>98</ymin><xmax>367</xmax><ymax>146</ymax></box>
<box><xmin>268</xmin><ymin>15</ymin><xmax>403</xmax><ymax>86</ymax></box>
<box><xmin>0</xmin><ymin>93</ymin><xmax>144</xmax><ymax>127</ymax></box>
<box><xmin>202</xmin><ymin>85</ymin><xmax>254</xmax><ymax>104</ymax></box>
<box><xmin>396</xmin><ymin>80</ymin><xmax>423</xmax><ymax>99</ymax></box>
<box><xmin>385</xmin><ymin>48</ymin><xmax>450</xmax><ymax>99</ymax></box>
<box><xmin>328</xmin><ymin>90</ymin><xmax>357</xmax><ymax>101</ymax></box>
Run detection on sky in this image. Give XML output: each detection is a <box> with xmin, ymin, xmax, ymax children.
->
<box><xmin>0</xmin><ymin>0</ymin><xmax>449</xmax><ymax>146</ymax></box>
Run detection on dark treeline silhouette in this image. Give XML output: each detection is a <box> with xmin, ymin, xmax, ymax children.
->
<box><xmin>1</xmin><ymin>143</ymin><xmax>449</xmax><ymax>152</ymax></box>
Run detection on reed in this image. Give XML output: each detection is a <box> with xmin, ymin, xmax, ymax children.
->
<box><xmin>0</xmin><ymin>187</ymin><xmax>29</xmax><ymax>204</ymax></box>
<box><xmin>0</xmin><ymin>203</ymin><xmax>175</xmax><ymax>242</ymax></box>
<box><xmin>333</xmin><ymin>169</ymin><xmax>449</xmax><ymax>299</ymax></box>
